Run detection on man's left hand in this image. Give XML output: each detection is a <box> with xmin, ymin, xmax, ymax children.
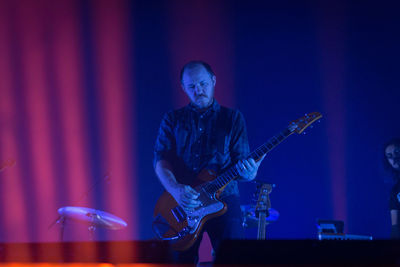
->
<box><xmin>236</xmin><ymin>155</ymin><xmax>266</xmax><ymax>181</ymax></box>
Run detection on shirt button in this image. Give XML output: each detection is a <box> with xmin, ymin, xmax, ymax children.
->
<box><xmin>199</xmin><ymin>128</ymin><xmax>203</xmax><ymax>131</ymax></box>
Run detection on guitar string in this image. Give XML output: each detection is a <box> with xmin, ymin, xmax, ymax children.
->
<box><xmin>204</xmin><ymin>129</ymin><xmax>292</xmax><ymax>195</ymax></box>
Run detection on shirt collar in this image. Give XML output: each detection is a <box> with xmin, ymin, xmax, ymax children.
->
<box><xmin>188</xmin><ymin>98</ymin><xmax>220</xmax><ymax>115</ymax></box>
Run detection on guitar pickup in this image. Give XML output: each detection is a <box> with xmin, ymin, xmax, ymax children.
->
<box><xmin>172</xmin><ymin>206</ymin><xmax>187</xmax><ymax>223</ymax></box>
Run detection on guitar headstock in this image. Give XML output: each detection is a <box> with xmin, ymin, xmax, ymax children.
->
<box><xmin>255</xmin><ymin>183</ymin><xmax>273</xmax><ymax>214</ymax></box>
<box><xmin>288</xmin><ymin>112</ymin><xmax>322</xmax><ymax>134</ymax></box>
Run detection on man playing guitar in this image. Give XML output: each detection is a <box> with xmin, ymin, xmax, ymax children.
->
<box><xmin>154</xmin><ymin>61</ymin><xmax>264</xmax><ymax>263</ymax></box>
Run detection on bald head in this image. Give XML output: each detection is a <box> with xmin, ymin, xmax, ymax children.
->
<box><xmin>180</xmin><ymin>61</ymin><xmax>215</xmax><ymax>84</ymax></box>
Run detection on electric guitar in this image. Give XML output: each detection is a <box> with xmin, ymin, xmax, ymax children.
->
<box><xmin>255</xmin><ymin>183</ymin><xmax>272</xmax><ymax>240</ymax></box>
<box><xmin>153</xmin><ymin>112</ymin><xmax>322</xmax><ymax>251</ymax></box>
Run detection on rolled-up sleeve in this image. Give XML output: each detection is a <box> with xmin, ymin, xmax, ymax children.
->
<box><xmin>153</xmin><ymin>112</ymin><xmax>176</xmax><ymax>169</ymax></box>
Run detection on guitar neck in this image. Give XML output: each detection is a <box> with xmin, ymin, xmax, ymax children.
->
<box><xmin>205</xmin><ymin>128</ymin><xmax>292</xmax><ymax>195</ymax></box>
<box><xmin>249</xmin><ymin>128</ymin><xmax>293</xmax><ymax>162</ymax></box>
<box><xmin>257</xmin><ymin>212</ymin><xmax>267</xmax><ymax>240</ymax></box>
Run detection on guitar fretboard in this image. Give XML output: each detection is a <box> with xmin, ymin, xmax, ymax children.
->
<box><xmin>203</xmin><ymin>128</ymin><xmax>292</xmax><ymax>195</ymax></box>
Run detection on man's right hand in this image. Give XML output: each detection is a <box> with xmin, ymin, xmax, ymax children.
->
<box><xmin>170</xmin><ymin>184</ymin><xmax>201</xmax><ymax>211</ymax></box>
<box><xmin>154</xmin><ymin>160</ymin><xmax>201</xmax><ymax>211</ymax></box>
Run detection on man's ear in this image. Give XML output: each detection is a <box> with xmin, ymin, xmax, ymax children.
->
<box><xmin>212</xmin><ymin>75</ymin><xmax>216</xmax><ymax>86</ymax></box>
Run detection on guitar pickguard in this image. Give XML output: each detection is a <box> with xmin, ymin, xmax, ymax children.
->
<box><xmin>185</xmin><ymin>195</ymin><xmax>224</xmax><ymax>234</ymax></box>
<box><xmin>153</xmin><ymin>184</ymin><xmax>227</xmax><ymax>250</ymax></box>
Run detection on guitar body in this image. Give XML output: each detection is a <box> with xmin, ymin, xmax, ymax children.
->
<box><xmin>153</xmin><ymin>169</ymin><xmax>227</xmax><ymax>251</ymax></box>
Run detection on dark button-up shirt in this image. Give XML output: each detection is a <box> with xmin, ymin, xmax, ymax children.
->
<box><xmin>390</xmin><ymin>181</ymin><xmax>400</xmax><ymax>210</ymax></box>
<box><xmin>154</xmin><ymin>99</ymin><xmax>250</xmax><ymax>197</ymax></box>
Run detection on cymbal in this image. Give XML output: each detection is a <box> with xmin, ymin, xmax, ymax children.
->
<box><xmin>241</xmin><ymin>205</ymin><xmax>279</xmax><ymax>228</ymax></box>
<box><xmin>58</xmin><ymin>206</ymin><xmax>127</xmax><ymax>230</ymax></box>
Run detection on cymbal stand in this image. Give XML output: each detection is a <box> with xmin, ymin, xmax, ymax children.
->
<box><xmin>57</xmin><ymin>216</ymin><xmax>66</xmax><ymax>241</ymax></box>
<box><xmin>86</xmin><ymin>212</ymin><xmax>99</xmax><ymax>241</ymax></box>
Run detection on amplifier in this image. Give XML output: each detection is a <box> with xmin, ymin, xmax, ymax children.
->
<box><xmin>318</xmin><ymin>233</ymin><xmax>373</xmax><ymax>240</ymax></box>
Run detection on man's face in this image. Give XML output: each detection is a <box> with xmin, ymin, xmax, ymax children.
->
<box><xmin>386</xmin><ymin>144</ymin><xmax>400</xmax><ymax>170</ymax></box>
<box><xmin>181</xmin><ymin>65</ymin><xmax>216</xmax><ymax>110</ymax></box>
